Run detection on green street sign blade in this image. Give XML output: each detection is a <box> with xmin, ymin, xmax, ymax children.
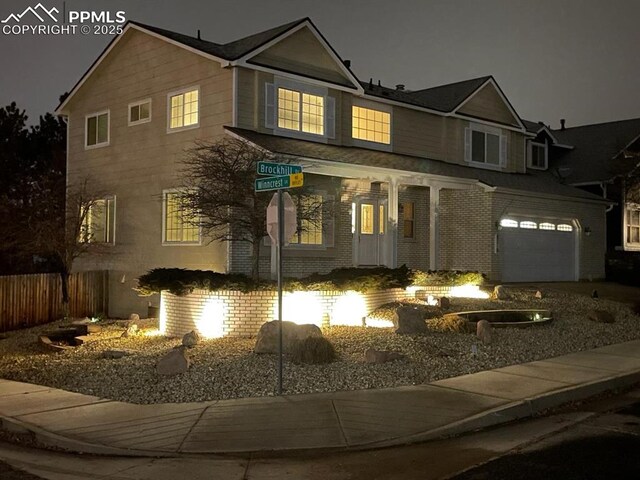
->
<box><xmin>257</xmin><ymin>161</ymin><xmax>302</xmax><ymax>176</ymax></box>
<box><xmin>255</xmin><ymin>173</ymin><xmax>304</xmax><ymax>192</ymax></box>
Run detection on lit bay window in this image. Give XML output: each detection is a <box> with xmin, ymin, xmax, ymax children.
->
<box><xmin>352</xmin><ymin>106</ymin><xmax>391</xmax><ymax>144</ymax></box>
<box><xmin>163</xmin><ymin>190</ymin><xmax>200</xmax><ymax>244</ymax></box>
<box><xmin>265</xmin><ymin>81</ymin><xmax>334</xmax><ymax>138</ymax></box>
<box><xmin>626</xmin><ymin>205</ymin><xmax>640</xmax><ymax>247</ymax></box>
<box><xmin>168</xmin><ymin>88</ymin><xmax>199</xmax><ymax>130</ymax></box>
<box><xmin>81</xmin><ymin>197</ymin><xmax>115</xmax><ymax>244</ymax></box>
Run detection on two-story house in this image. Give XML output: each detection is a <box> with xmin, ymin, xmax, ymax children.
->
<box><xmin>56</xmin><ymin>18</ymin><xmax>608</xmax><ymax>317</ymax></box>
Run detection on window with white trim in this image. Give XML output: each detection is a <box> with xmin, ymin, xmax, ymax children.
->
<box><xmin>80</xmin><ymin>197</ymin><xmax>115</xmax><ymax>244</ymax></box>
<box><xmin>626</xmin><ymin>205</ymin><xmax>640</xmax><ymax>246</ymax></box>
<box><xmin>290</xmin><ymin>194</ymin><xmax>324</xmax><ymax>245</ymax></box>
<box><xmin>352</xmin><ymin>106</ymin><xmax>391</xmax><ymax>144</ymax></box>
<box><xmin>85</xmin><ymin>111</ymin><xmax>109</xmax><ymax>148</ymax></box>
<box><xmin>265</xmin><ymin>81</ymin><xmax>335</xmax><ymax>139</ymax></box>
<box><xmin>528</xmin><ymin>141</ymin><xmax>547</xmax><ymax>169</ymax></box>
<box><xmin>168</xmin><ymin>88</ymin><xmax>199</xmax><ymax>130</ymax></box>
<box><xmin>465</xmin><ymin>123</ymin><xmax>507</xmax><ymax>167</ymax></box>
<box><xmin>163</xmin><ymin>190</ymin><xmax>200</xmax><ymax>244</ymax></box>
<box><xmin>129</xmin><ymin>99</ymin><xmax>151</xmax><ymax>125</ymax></box>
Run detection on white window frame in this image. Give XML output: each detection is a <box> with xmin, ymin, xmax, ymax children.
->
<box><xmin>166</xmin><ymin>86</ymin><xmax>200</xmax><ymax>133</ymax></box>
<box><xmin>351</xmin><ymin>99</ymin><xmax>393</xmax><ymax>151</ymax></box>
<box><xmin>128</xmin><ymin>98</ymin><xmax>152</xmax><ymax>126</ymax></box>
<box><xmin>266</xmin><ymin>78</ymin><xmax>334</xmax><ymax>141</ymax></box>
<box><xmin>161</xmin><ymin>189</ymin><xmax>202</xmax><ymax>246</ymax></box>
<box><xmin>85</xmin><ymin>110</ymin><xmax>110</xmax><ymax>149</ymax></box>
<box><xmin>527</xmin><ymin>140</ymin><xmax>548</xmax><ymax>170</ymax></box>
<box><xmin>81</xmin><ymin>196</ymin><xmax>116</xmax><ymax>245</ymax></box>
<box><xmin>465</xmin><ymin>122</ymin><xmax>507</xmax><ymax>170</ymax></box>
<box><xmin>624</xmin><ymin>203</ymin><xmax>640</xmax><ymax>251</ymax></box>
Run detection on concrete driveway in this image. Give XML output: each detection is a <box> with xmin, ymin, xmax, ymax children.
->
<box><xmin>517</xmin><ymin>282</ymin><xmax>640</xmax><ymax>306</ymax></box>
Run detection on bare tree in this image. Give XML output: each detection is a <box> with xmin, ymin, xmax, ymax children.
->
<box><xmin>180</xmin><ymin>137</ymin><xmax>325</xmax><ymax>280</ymax></box>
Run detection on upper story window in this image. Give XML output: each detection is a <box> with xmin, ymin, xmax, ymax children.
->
<box><xmin>528</xmin><ymin>141</ymin><xmax>547</xmax><ymax>170</ymax></box>
<box><xmin>80</xmin><ymin>197</ymin><xmax>115</xmax><ymax>244</ymax></box>
<box><xmin>129</xmin><ymin>99</ymin><xmax>151</xmax><ymax>126</ymax></box>
<box><xmin>168</xmin><ymin>87</ymin><xmax>199</xmax><ymax>131</ymax></box>
<box><xmin>626</xmin><ymin>204</ymin><xmax>640</xmax><ymax>248</ymax></box>
<box><xmin>265</xmin><ymin>80</ymin><xmax>335</xmax><ymax>139</ymax></box>
<box><xmin>464</xmin><ymin>123</ymin><xmax>507</xmax><ymax>168</ymax></box>
<box><xmin>352</xmin><ymin>106</ymin><xmax>391</xmax><ymax>145</ymax></box>
<box><xmin>163</xmin><ymin>190</ymin><xmax>200</xmax><ymax>245</ymax></box>
<box><xmin>85</xmin><ymin>111</ymin><xmax>109</xmax><ymax>148</ymax></box>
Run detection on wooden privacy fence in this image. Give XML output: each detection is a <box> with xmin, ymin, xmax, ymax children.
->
<box><xmin>0</xmin><ymin>271</ymin><xmax>108</xmax><ymax>332</ymax></box>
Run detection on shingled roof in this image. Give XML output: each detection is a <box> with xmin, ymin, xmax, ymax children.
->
<box><xmin>130</xmin><ymin>18</ymin><xmax>306</xmax><ymax>60</ymax></box>
<box><xmin>226</xmin><ymin>127</ymin><xmax>605</xmax><ymax>202</ymax></box>
<box><xmin>551</xmin><ymin>118</ymin><xmax>640</xmax><ymax>184</ymax></box>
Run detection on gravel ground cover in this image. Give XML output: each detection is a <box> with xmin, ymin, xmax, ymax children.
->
<box><xmin>0</xmin><ymin>288</ymin><xmax>638</xmax><ymax>404</ymax></box>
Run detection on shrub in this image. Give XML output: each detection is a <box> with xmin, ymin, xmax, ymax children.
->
<box><xmin>135</xmin><ymin>268</ymin><xmax>263</xmax><ymax>296</ymax></box>
<box><xmin>411</xmin><ymin>270</ymin><xmax>485</xmax><ymax>287</ymax></box>
<box><xmin>290</xmin><ymin>336</ymin><xmax>337</xmax><ymax>365</ymax></box>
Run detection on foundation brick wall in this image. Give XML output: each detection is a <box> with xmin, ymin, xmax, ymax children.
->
<box><xmin>161</xmin><ymin>286</ymin><xmax>454</xmax><ymax>338</ymax></box>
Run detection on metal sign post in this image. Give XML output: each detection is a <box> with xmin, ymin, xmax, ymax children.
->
<box><xmin>257</xmin><ymin>162</ymin><xmax>303</xmax><ymax>396</ymax></box>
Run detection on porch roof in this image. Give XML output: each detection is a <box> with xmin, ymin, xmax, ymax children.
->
<box><xmin>225</xmin><ymin>127</ymin><xmax>606</xmax><ymax>202</ymax></box>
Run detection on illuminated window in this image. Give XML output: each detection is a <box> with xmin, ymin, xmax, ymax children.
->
<box><xmin>277</xmin><ymin>87</ymin><xmax>324</xmax><ymax>135</ymax></box>
<box><xmin>290</xmin><ymin>194</ymin><xmax>324</xmax><ymax>245</ymax></box>
<box><xmin>500</xmin><ymin>219</ymin><xmax>518</xmax><ymax>228</ymax></box>
<box><xmin>163</xmin><ymin>190</ymin><xmax>200</xmax><ymax>244</ymax></box>
<box><xmin>539</xmin><ymin>222</ymin><xmax>555</xmax><ymax>231</ymax></box>
<box><xmin>520</xmin><ymin>221</ymin><xmax>537</xmax><ymax>229</ymax></box>
<box><xmin>403</xmin><ymin>202</ymin><xmax>414</xmax><ymax>239</ymax></box>
<box><xmin>557</xmin><ymin>224</ymin><xmax>573</xmax><ymax>232</ymax></box>
<box><xmin>169</xmin><ymin>88</ymin><xmax>199</xmax><ymax>130</ymax></box>
<box><xmin>379</xmin><ymin>204</ymin><xmax>385</xmax><ymax>234</ymax></box>
<box><xmin>129</xmin><ymin>99</ymin><xmax>151</xmax><ymax>125</ymax></box>
<box><xmin>361</xmin><ymin>204</ymin><xmax>374</xmax><ymax>234</ymax></box>
<box><xmin>352</xmin><ymin>106</ymin><xmax>391</xmax><ymax>144</ymax></box>
<box><xmin>85</xmin><ymin>111</ymin><xmax>109</xmax><ymax>147</ymax></box>
<box><xmin>80</xmin><ymin>197</ymin><xmax>115</xmax><ymax>244</ymax></box>
<box><xmin>626</xmin><ymin>206</ymin><xmax>640</xmax><ymax>245</ymax></box>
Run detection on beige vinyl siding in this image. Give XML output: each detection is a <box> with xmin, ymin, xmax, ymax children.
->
<box><xmin>457</xmin><ymin>84</ymin><xmax>519</xmax><ymax>127</ymax></box>
<box><xmin>249</xmin><ymin>27</ymin><xmax>353</xmax><ymax>87</ymax></box>
<box><xmin>65</xmin><ymin>28</ymin><xmax>233</xmax><ymax>317</ymax></box>
<box><xmin>392</xmin><ymin>106</ymin><xmax>446</xmax><ymax>160</ymax></box>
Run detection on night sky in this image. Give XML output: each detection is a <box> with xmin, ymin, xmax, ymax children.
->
<box><xmin>1</xmin><ymin>0</ymin><xmax>639</xmax><ymax>128</ymax></box>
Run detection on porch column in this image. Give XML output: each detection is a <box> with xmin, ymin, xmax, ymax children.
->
<box><xmin>386</xmin><ymin>178</ymin><xmax>399</xmax><ymax>268</ymax></box>
<box><xmin>429</xmin><ymin>186</ymin><xmax>441</xmax><ymax>270</ymax></box>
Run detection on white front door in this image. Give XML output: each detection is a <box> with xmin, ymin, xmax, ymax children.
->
<box><xmin>356</xmin><ymin>199</ymin><xmax>386</xmax><ymax>265</ymax></box>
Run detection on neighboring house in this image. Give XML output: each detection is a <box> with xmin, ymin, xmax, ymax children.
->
<box><xmin>56</xmin><ymin>18</ymin><xmax>609</xmax><ymax>317</ymax></box>
<box><xmin>526</xmin><ymin>118</ymin><xmax>640</xmax><ymax>277</ymax></box>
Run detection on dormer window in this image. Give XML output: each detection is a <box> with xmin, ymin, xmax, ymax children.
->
<box><xmin>265</xmin><ymin>79</ymin><xmax>335</xmax><ymax>139</ymax></box>
<box><xmin>528</xmin><ymin>141</ymin><xmax>548</xmax><ymax>170</ymax></box>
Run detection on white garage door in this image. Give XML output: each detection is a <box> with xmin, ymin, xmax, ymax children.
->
<box><xmin>499</xmin><ymin>219</ymin><xmax>576</xmax><ymax>282</ymax></box>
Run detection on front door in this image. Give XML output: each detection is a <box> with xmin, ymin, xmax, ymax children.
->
<box><xmin>356</xmin><ymin>199</ymin><xmax>386</xmax><ymax>265</ymax></box>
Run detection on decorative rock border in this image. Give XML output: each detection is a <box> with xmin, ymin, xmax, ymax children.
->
<box><xmin>161</xmin><ymin>286</ymin><xmax>457</xmax><ymax>338</ymax></box>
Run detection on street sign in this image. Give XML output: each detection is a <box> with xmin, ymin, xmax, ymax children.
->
<box><xmin>257</xmin><ymin>161</ymin><xmax>302</xmax><ymax>176</ymax></box>
<box><xmin>254</xmin><ymin>173</ymin><xmax>304</xmax><ymax>192</ymax></box>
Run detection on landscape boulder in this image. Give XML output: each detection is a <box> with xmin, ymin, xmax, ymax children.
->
<box><xmin>254</xmin><ymin>321</ymin><xmax>323</xmax><ymax>354</ymax></box>
<box><xmin>491</xmin><ymin>285</ymin><xmax>510</xmax><ymax>300</ymax></box>
<box><xmin>121</xmin><ymin>324</ymin><xmax>138</xmax><ymax>338</ymax></box>
<box><xmin>476</xmin><ymin>319</ymin><xmax>493</xmax><ymax>344</ymax></box>
<box><xmin>364</xmin><ymin>348</ymin><xmax>405</xmax><ymax>364</ymax></box>
<box><xmin>182</xmin><ymin>330</ymin><xmax>200</xmax><ymax>348</ymax></box>
<box><xmin>129</xmin><ymin>313</ymin><xmax>140</xmax><ymax>322</ymax></box>
<box><xmin>535</xmin><ymin>290</ymin><xmax>544</xmax><ymax>299</ymax></box>
<box><xmin>393</xmin><ymin>306</ymin><xmax>427</xmax><ymax>334</ymax></box>
<box><xmin>586</xmin><ymin>309</ymin><xmax>615</xmax><ymax>324</ymax></box>
<box><xmin>156</xmin><ymin>346</ymin><xmax>190</xmax><ymax>375</ymax></box>
<box><xmin>438</xmin><ymin>296</ymin><xmax>451</xmax><ymax>309</ymax></box>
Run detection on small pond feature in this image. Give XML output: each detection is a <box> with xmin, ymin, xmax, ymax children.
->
<box><xmin>451</xmin><ymin>309</ymin><xmax>553</xmax><ymax>327</ymax></box>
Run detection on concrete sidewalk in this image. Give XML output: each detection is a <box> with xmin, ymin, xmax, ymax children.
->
<box><xmin>1</xmin><ymin>340</ymin><xmax>640</xmax><ymax>456</ymax></box>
